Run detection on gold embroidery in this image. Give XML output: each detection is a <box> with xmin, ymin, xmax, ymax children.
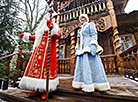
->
<box><xmin>28</xmin><ymin>38</ymin><xmax>46</xmax><ymax>78</ymax></box>
<box><xmin>38</xmin><ymin>56</ymin><xmax>41</xmax><ymax>59</ymax></box>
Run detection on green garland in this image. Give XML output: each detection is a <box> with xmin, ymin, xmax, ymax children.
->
<box><xmin>60</xmin><ymin>9</ymin><xmax>107</xmax><ymax>23</ymax></box>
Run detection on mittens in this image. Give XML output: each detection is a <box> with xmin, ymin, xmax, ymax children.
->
<box><xmin>90</xmin><ymin>44</ymin><xmax>97</xmax><ymax>56</ymax></box>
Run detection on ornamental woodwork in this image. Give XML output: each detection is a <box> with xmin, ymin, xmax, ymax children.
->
<box><xmin>58</xmin><ymin>0</ymin><xmax>123</xmax><ymax>75</ymax></box>
<box><xmin>60</xmin><ymin>21</ymin><xmax>80</xmax><ymax>38</ymax></box>
<box><xmin>60</xmin><ymin>15</ymin><xmax>113</xmax><ymax>39</ymax></box>
<box><xmin>96</xmin><ymin>17</ymin><xmax>106</xmax><ymax>32</ymax></box>
<box><xmin>95</xmin><ymin>16</ymin><xmax>112</xmax><ymax>32</ymax></box>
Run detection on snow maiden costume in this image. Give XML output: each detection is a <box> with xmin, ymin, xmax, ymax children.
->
<box><xmin>72</xmin><ymin>14</ymin><xmax>110</xmax><ymax>92</ymax></box>
<box><xmin>19</xmin><ymin>13</ymin><xmax>62</xmax><ymax>94</ymax></box>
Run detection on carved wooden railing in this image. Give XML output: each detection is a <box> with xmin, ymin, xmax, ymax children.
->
<box><xmin>57</xmin><ymin>54</ymin><xmax>117</xmax><ymax>75</ymax></box>
<box><xmin>59</xmin><ymin>0</ymin><xmax>107</xmax><ymax>23</ymax></box>
<box><xmin>57</xmin><ymin>56</ymin><xmax>76</xmax><ymax>74</ymax></box>
<box><xmin>101</xmin><ymin>54</ymin><xmax>117</xmax><ymax>74</ymax></box>
<box><xmin>0</xmin><ymin>51</ymin><xmax>20</xmax><ymax>90</ymax></box>
<box><xmin>1</xmin><ymin>45</ymin><xmax>138</xmax><ymax>90</ymax></box>
<box><xmin>0</xmin><ymin>52</ymin><xmax>18</xmax><ymax>90</ymax></box>
<box><xmin>0</xmin><ymin>49</ymin><xmax>31</xmax><ymax>90</ymax></box>
<box><xmin>120</xmin><ymin>44</ymin><xmax>138</xmax><ymax>82</ymax></box>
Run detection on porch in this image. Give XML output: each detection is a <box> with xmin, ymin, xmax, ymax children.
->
<box><xmin>0</xmin><ymin>44</ymin><xmax>138</xmax><ymax>101</ymax></box>
<box><xmin>0</xmin><ymin>74</ymin><xmax>138</xmax><ymax>102</ymax></box>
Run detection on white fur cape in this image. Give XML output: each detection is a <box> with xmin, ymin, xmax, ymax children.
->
<box><xmin>22</xmin><ymin>13</ymin><xmax>60</xmax><ymax>49</ymax></box>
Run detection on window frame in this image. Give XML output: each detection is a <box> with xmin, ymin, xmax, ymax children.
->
<box><xmin>119</xmin><ymin>34</ymin><xmax>136</xmax><ymax>51</ymax></box>
<box><xmin>59</xmin><ymin>44</ymin><xmax>65</xmax><ymax>58</ymax></box>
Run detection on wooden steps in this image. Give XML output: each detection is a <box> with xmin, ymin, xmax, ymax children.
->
<box><xmin>0</xmin><ymin>75</ymin><xmax>138</xmax><ymax>102</ymax></box>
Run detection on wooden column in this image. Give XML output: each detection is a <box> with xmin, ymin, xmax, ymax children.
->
<box><xmin>102</xmin><ymin>1</ymin><xmax>106</xmax><ymax>9</ymax></box>
<box><xmin>83</xmin><ymin>8</ymin><xmax>86</xmax><ymax>14</ymax></box>
<box><xmin>64</xmin><ymin>14</ymin><xmax>66</xmax><ymax>21</ymax></box>
<box><xmin>98</xmin><ymin>1</ymin><xmax>102</xmax><ymax>11</ymax></box>
<box><xmin>76</xmin><ymin>10</ymin><xmax>79</xmax><ymax>17</ymax></box>
<box><xmin>0</xmin><ymin>78</ymin><xmax>2</xmax><ymax>89</ymax></box>
<box><xmin>87</xmin><ymin>6</ymin><xmax>90</xmax><ymax>14</ymax></box>
<box><xmin>94</xmin><ymin>3</ymin><xmax>98</xmax><ymax>12</ymax></box>
<box><xmin>66</xmin><ymin>13</ymin><xmax>69</xmax><ymax>20</ymax></box>
<box><xmin>70</xmin><ymin>32</ymin><xmax>76</xmax><ymax>57</ymax></box>
<box><xmin>2</xmin><ymin>56</ymin><xmax>12</xmax><ymax>90</ymax></box>
<box><xmin>112</xmin><ymin>29</ymin><xmax>121</xmax><ymax>54</ymax></box>
<box><xmin>107</xmin><ymin>0</ymin><xmax>123</xmax><ymax>74</ymax></box>
<box><xmin>60</xmin><ymin>15</ymin><xmax>63</xmax><ymax>22</ymax></box>
<box><xmin>56</xmin><ymin>1</ymin><xmax>61</xmax><ymax>59</ymax></box>
<box><xmin>90</xmin><ymin>4</ymin><xmax>93</xmax><ymax>13</ymax></box>
<box><xmin>13</xmin><ymin>48</ymin><xmax>22</xmax><ymax>87</ymax></box>
<box><xmin>21</xmin><ymin>54</ymin><xmax>28</xmax><ymax>77</ymax></box>
<box><xmin>80</xmin><ymin>8</ymin><xmax>82</xmax><ymax>15</ymax></box>
<box><xmin>73</xmin><ymin>11</ymin><xmax>75</xmax><ymax>18</ymax></box>
<box><xmin>70</xmin><ymin>12</ymin><xmax>72</xmax><ymax>19</ymax></box>
<box><xmin>70</xmin><ymin>32</ymin><xmax>76</xmax><ymax>74</ymax></box>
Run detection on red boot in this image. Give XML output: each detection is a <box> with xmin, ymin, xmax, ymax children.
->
<box><xmin>42</xmin><ymin>92</ymin><xmax>46</xmax><ymax>100</ymax></box>
<box><xmin>28</xmin><ymin>91</ymin><xmax>39</xmax><ymax>97</ymax></box>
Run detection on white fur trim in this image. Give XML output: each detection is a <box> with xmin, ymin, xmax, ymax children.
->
<box><xmin>72</xmin><ymin>81</ymin><xmax>84</xmax><ymax>89</ymax></box>
<box><xmin>52</xmin><ymin>18</ymin><xmax>56</xmax><ymax>22</ymax></box>
<box><xmin>22</xmin><ymin>32</ymin><xmax>31</xmax><ymax>42</ymax></box>
<box><xmin>33</xmin><ymin>13</ymin><xmax>51</xmax><ymax>49</ymax></box>
<box><xmin>33</xmin><ymin>19</ymin><xmax>49</xmax><ymax>49</ymax></box>
<box><xmin>76</xmin><ymin>46</ymin><xmax>91</xmax><ymax>55</ymax></box>
<box><xmin>79</xmin><ymin>14</ymin><xmax>89</xmax><ymax>22</ymax></box>
<box><xmin>72</xmin><ymin>81</ymin><xmax>95</xmax><ymax>92</ymax></box>
<box><xmin>75</xmin><ymin>44</ymin><xmax>79</xmax><ymax>50</ymax></box>
<box><xmin>80</xmin><ymin>22</ymin><xmax>89</xmax><ymax>50</ymax></box>
<box><xmin>72</xmin><ymin>81</ymin><xmax>110</xmax><ymax>92</ymax></box>
<box><xmin>19</xmin><ymin>76</ymin><xmax>59</xmax><ymax>92</ymax></box>
<box><xmin>94</xmin><ymin>82</ymin><xmax>111</xmax><ymax>91</ymax></box>
<box><xmin>90</xmin><ymin>40</ymin><xmax>103</xmax><ymax>54</ymax></box>
<box><xmin>51</xmin><ymin>23</ymin><xmax>60</xmax><ymax>36</ymax></box>
<box><xmin>82</xmin><ymin>84</ymin><xmax>95</xmax><ymax>92</ymax></box>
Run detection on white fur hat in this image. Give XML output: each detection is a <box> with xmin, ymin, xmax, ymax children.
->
<box><xmin>79</xmin><ymin>14</ymin><xmax>89</xmax><ymax>22</ymax></box>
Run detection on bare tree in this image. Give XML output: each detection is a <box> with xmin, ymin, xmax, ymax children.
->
<box><xmin>18</xmin><ymin>0</ymin><xmax>49</xmax><ymax>33</ymax></box>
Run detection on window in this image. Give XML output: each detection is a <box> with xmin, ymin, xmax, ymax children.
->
<box><xmin>59</xmin><ymin>45</ymin><xmax>65</xmax><ymax>58</ymax></box>
<box><xmin>119</xmin><ymin>34</ymin><xmax>136</xmax><ymax>52</ymax></box>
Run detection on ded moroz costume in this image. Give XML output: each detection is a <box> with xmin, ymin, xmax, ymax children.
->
<box><xmin>19</xmin><ymin>12</ymin><xmax>62</xmax><ymax>96</ymax></box>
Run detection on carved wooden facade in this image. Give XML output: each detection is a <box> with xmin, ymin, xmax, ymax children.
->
<box><xmin>55</xmin><ymin>0</ymin><xmax>122</xmax><ymax>58</ymax></box>
<box><xmin>55</xmin><ymin>0</ymin><xmax>138</xmax><ymax>74</ymax></box>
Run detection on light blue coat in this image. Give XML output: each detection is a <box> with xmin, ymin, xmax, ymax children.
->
<box><xmin>75</xmin><ymin>22</ymin><xmax>103</xmax><ymax>56</ymax></box>
<box><xmin>72</xmin><ymin>22</ymin><xmax>110</xmax><ymax>92</ymax></box>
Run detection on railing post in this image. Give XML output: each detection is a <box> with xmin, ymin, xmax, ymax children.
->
<box><xmin>102</xmin><ymin>0</ymin><xmax>106</xmax><ymax>9</ymax></box>
<box><xmin>119</xmin><ymin>44</ymin><xmax>138</xmax><ymax>81</ymax></box>
<box><xmin>13</xmin><ymin>48</ymin><xmax>22</xmax><ymax>87</ymax></box>
<box><xmin>21</xmin><ymin>54</ymin><xmax>27</xmax><ymax>77</ymax></box>
<box><xmin>0</xmin><ymin>78</ymin><xmax>3</xmax><ymax>89</ymax></box>
<box><xmin>90</xmin><ymin>3</ymin><xmax>94</xmax><ymax>13</ymax></box>
<box><xmin>70</xmin><ymin>31</ymin><xmax>76</xmax><ymax>75</ymax></box>
<box><xmin>133</xmin><ymin>48</ymin><xmax>138</xmax><ymax>79</ymax></box>
<box><xmin>112</xmin><ymin>56</ymin><xmax>117</xmax><ymax>73</ymax></box>
<box><xmin>2</xmin><ymin>56</ymin><xmax>12</xmax><ymax>90</ymax></box>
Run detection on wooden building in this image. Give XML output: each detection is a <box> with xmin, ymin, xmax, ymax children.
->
<box><xmin>55</xmin><ymin>0</ymin><xmax>138</xmax><ymax>76</ymax></box>
<box><xmin>56</xmin><ymin>0</ymin><xmax>135</xmax><ymax>58</ymax></box>
<box><xmin>56</xmin><ymin>0</ymin><xmax>122</xmax><ymax>58</ymax></box>
<box><xmin>0</xmin><ymin>0</ymin><xmax>138</xmax><ymax>101</ymax></box>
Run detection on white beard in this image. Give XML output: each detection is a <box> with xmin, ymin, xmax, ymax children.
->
<box><xmin>33</xmin><ymin>19</ymin><xmax>49</xmax><ymax>49</ymax></box>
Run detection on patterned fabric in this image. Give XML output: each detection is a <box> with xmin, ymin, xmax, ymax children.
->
<box><xmin>24</xmin><ymin>32</ymin><xmax>57</xmax><ymax>79</ymax></box>
<box><xmin>19</xmin><ymin>31</ymin><xmax>62</xmax><ymax>92</ymax></box>
<box><xmin>75</xmin><ymin>22</ymin><xmax>103</xmax><ymax>56</ymax></box>
<box><xmin>72</xmin><ymin>22</ymin><xmax>110</xmax><ymax>92</ymax></box>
